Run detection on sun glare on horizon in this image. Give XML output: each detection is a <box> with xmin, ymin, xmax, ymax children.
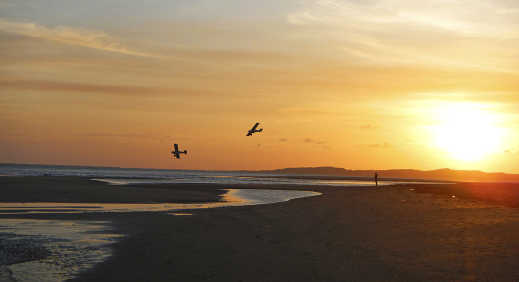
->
<box><xmin>430</xmin><ymin>102</ymin><xmax>506</xmax><ymax>162</ymax></box>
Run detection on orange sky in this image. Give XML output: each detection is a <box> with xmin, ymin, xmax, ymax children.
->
<box><xmin>1</xmin><ymin>1</ymin><xmax>519</xmax><ymax>172</ymax></box>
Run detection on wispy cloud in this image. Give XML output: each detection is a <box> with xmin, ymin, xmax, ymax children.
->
<box><xmin>288</xmin><ymin>0</ymin><xmax>519</xmax><ymax>37</ymax></box>
<box><xmin>286</xmin><ymin>0</ymin><xmax>519</xmax><ymax>72</ymax></box>
<box><xmin>0</xmin><ymin>18</ymin><xmax>158</xmax><ymax>58</ymax></box>
<box><xmin>83</xmin><ymin>133</ymin><xmax>156</xmax><ymax>139</ymax></box>
<box><xmin>0</xmin><ymin>79</ymin><xmax>203</xmax><ymax>96</ymax></box>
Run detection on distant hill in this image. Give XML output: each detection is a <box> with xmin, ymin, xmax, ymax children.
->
<box><xmin>257</xmin><ymin>167</ymin><xmax>519</xmax><ymax>183</ymax></box>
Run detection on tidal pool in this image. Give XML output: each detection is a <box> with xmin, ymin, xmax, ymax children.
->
<box><xmin>0</xmin><ymin>219</ymin><xmax>121</xmax><ymax>282</ymax></box>
<box><xmin>0</xmin><ymin>188</ymin><xmax>321</xmax><ymax>281</ymax></box>
<box><xmin>0</xmin><ymin>189</ymin><xmax>321</xmax><ymax>215</ymax></box>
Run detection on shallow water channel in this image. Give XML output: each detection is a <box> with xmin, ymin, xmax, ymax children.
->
<box><xmin>0</xmin><ymin>188</ymin><xmax>321</xmax><ymax>281</ymax></box>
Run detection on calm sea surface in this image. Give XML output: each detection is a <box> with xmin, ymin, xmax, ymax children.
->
<box><xmin>0</xmin><ymin>163</ymin><xmax>412</xmax><ymax>186</ymax></box>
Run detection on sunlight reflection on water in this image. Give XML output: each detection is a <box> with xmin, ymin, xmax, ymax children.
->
<box><xmin>0</xmin><ymin>189</ymin><xmax>321</xmax><ymax>215</ymax></box>
<box><xmin>0</xmin><ymin>188</ymin><xmax>320</xmax><ymax>281</ymax></box>
<box><xmin>0</xmin><ymin>219</ymin><xmax>121</xmax><ymax>282</ymax></box>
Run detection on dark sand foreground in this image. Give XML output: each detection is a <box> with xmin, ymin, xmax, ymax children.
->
<box><xmin>3</xmin><ymin>177</ymin><xmax>519</xmax><ymax>281</ymax></box>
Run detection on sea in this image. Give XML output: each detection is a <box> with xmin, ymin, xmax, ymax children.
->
<box><xmin>0</xmin><ymin>163</ymin><xmax>410</xmax><ymax>186</ymax></box>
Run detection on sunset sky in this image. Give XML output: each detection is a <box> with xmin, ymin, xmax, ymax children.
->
<box><xmin>1</xmin><ymin>0</ymin><xmax>518</xmax><ymax>172</ymax></box>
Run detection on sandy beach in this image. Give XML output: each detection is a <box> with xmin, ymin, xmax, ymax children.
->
<box><xmin>2</xmin><ymin>177</ymin><xmax>519</xmax><ymax>281</ymax></box>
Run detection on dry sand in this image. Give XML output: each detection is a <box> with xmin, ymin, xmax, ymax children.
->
<box><xmin>2</xmin><ymin>177</ymin><xmax>519</xmax><ymax>281</ymax></box>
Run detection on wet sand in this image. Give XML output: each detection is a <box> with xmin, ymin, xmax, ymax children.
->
<box><xmin>3</xmin><ymin>177</ymin><xmax>519</xmax><ymax>281</ymax></box>
<box><xmin>0</xmin><ymin>176</ymin><xmax>227</xmax><ymax>203</ymax></box>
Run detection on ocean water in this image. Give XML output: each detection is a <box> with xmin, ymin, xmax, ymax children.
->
<box><xmin>0</xmin><ymin>163</ymin><xmax>400</xmax><ymax>186</ymax></box>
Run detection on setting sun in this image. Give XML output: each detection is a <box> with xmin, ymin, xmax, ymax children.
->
<box><xmin>431</xmin><ymin>103</ymin><xmax>506</xmax><ymax>162</ymax></box>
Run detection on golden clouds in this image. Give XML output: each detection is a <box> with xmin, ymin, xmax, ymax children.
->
<box><xmin>0</xmin><ymin>18</ymin><xmax>159</xmax><ymax>58</ymax></box>
<box><xmin>0</xmin><ymin>79</ymin><xmax>206</xmax><ymax>97</ymax></box>
<box><xmin>286</xmin><ymin>0</ymin><xmax>519</xmax><ymax>72</ymax></box>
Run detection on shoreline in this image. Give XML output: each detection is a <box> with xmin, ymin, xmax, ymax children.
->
<box><xmin>3</xmin><ymin>177</ymin><xmax>519</xmax><ymax>281</ymax></box>
<box><xmin>4</xmin><ymin>175</ymin><xmax>519</xmax><ymax>208</ymax></box>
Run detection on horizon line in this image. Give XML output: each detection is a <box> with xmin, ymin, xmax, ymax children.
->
<box><xmin>1</xmin><ymin>162</ymin><xmax>516</xmax><ymax>176</ymax></box>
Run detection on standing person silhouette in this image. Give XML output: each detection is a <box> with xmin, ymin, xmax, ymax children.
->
<box><xmin>374</xmin><ymin>172</ymin><xmax>378</xmax><ymax>187</ymax></box>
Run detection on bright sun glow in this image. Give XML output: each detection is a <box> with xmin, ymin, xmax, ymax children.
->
<box><xmin>430</xmin><ymin>103</ymin><xmax>505</xmax><ymax>162</ymax></box>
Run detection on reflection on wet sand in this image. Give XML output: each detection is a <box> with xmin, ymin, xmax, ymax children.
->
<box><xmin>0</xmin><ymin>219</ymin><xmax>121</xmax><ymax>282</ymax></box>
<box><xmin>0</xmin><ymin>189</ymin><xmax>321</xmax><ymax>215</ymax></box>
<box><xmin>0</xmin><ymin>188</ymin><xmax>320</xmax><ymax>281</ymax></box>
